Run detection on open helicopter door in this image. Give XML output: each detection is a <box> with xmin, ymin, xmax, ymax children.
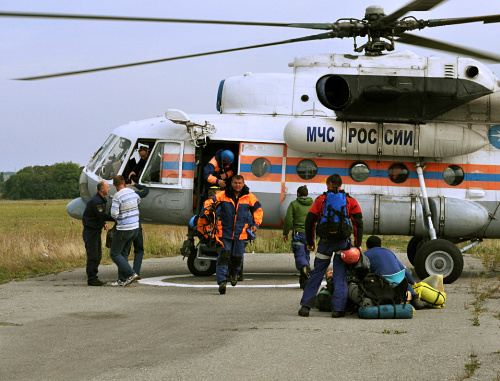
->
<box><xmin>138</xmin><ymin>140</ymin><xmax>195</xmax><ymax>224</ymax></box>
<box><xmin>239</xmin><ymin>142</ymin><xmax>286</xmax><ymax>226</ymax></box>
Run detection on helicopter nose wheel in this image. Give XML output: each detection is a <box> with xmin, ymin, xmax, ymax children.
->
<box><xmin>414</xmin><ymin>239</ymin><xmax>464</xmax><ymax>284</ymax></box>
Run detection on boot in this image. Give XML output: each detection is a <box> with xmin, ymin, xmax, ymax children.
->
<box><xmin>411</xmin><ymin>295</ymin><xmax>426</xmax><ymax>310</ymax></box>
<box><xmin>298</xmin><ymin>306</ymin><xmax>310</xmax><ymax>317</ymax></box>
<box><xmin>218</xmin><ymin>281</ymin><xmax>227</xmax><ymax>295</ymax></box>
<box><xmin>299</xmin><ymin>265</ymin><xmax>311</xmax><ymax>289</ymax></box>
<box><xmin>331</xmin><ymin>310</ymin><xmax>346</xmax><ymax>318</ymax></box>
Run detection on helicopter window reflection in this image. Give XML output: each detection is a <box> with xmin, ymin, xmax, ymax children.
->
<box><xmin>87</xmin><ymin>134</ymin><xmax>117</xmax><ymax>173</ymax></box>
<box><xmin>388</xmin><ymin>163</ymin><xmax>409</xmax><ymax>184</ymax></box>
<box><xmin>296</xmin><ymin>159</ymin><xmax>318</xmax><ymax>180</ymax></box>
<box><xmin>251</xmin><ymin>158</ymin><xmax>271</xmax><ymax>178</ymax></box>
<box><xmin>443</xmin><ymin>165</ymin><xmax>464</xmax><ymax>186</ymax></box>
<box><xmin>142</xmin><ymin>141</ymin><xmax>182</xmax><ymax>185</ymax></box>
<box><xmin>95</xmin><ymin>137</ymin><xmax>131</xmax><ymax>180</ymax></box>
<box><xmin>350</xmin><ymin>162</ymin><xmax>370</xmax><ymax>182</ymax></box>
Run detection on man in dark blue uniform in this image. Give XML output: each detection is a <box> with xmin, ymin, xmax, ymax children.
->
<box><xmin>82</xmin><ymin>180</ymin><xmax>115</xmax><ymax>286</ymax></box>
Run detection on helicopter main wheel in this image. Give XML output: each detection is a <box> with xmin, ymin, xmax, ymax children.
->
<box><xmin>187</xmin><ymin>251</ymin><xmax>216</xmax><ymax>276</ymax></box>
<box><xmin>406</xmin><ymin>236</ymin><xmax>428</xmax><ymax>266</ymax></box>
<box><xmin>414</xmin><ymin>239</ymin><xmax>464</xmax><ymax>284</ymax></box>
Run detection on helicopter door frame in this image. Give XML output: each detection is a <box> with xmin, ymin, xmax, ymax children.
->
<box><xmin>140</xmin><ymin>139</ymin><xmax>185</xmax><ymax>188</ymax></box>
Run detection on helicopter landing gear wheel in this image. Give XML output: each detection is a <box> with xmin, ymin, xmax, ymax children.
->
<box><xmin>187</xmin><ymin>251</ymin><xmax>216</xmax><ymax>276</ymax></box>
<box><xmin>406</xmin><ymin>236</ymin><xmax>427</xmax><ymax>266</ymax></box>
<box><xmin>414</xmin><ymin>239</ymin><xmax>463</xmax><ymax>284</ymax></box>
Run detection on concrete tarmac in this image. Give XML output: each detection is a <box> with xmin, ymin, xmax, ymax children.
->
<box><xmin>0</xmin><ymin>252</ymin><xmax>498</xmax><ymax>381</ymax></box>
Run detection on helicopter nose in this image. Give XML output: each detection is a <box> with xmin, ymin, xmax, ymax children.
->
<box><xmin>66</xmin><ymin>197</ymin><xmax>87</xmax><ymax>220</ymax></box>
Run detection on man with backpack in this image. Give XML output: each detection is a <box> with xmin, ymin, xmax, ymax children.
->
<box><xmin>282</xmin><ymin>185</ymin><xmax>314</xmax><ymax>289</ymax></box>
<box><xmin>363</xmin><ymin>236</ymin><xmax>426</xmax><ymax>310</ymax></box>
<box><xmin>298</xmin><ymin>174</ymin><xmax>363</xmax><ymax>318</ymax></box>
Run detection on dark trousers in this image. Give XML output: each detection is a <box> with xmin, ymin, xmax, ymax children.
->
<box><xmin>82</xmin><ymin>228</ymin><xmax>102</xmax><ymax>281</ymax></box>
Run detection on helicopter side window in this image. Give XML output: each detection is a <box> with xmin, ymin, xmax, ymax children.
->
<box><xmin>443</xmin><ymin>165</ymin><xmax>464</xmax><ymax>186</ymax></box>
<box><xmin>95</xmin><ymin>137</ymin><xmax>131</xmax><ymax>180</ymax></box>
<box><xmin>86</xmin><ymin>134</ymin><xmax>117</xmax><ymax>173</ymax></box>
<box><xmin>388</xmin><ymin>163</ymin><xmax>409</xmax><ymax>184</ymax></box>
<box><xmin>251</xmin><ymin>158</ymin><xmax>272</xmax><ymax>178</ymax></box>
<box><xmin>296</xmin><ymin>159</ymin><xmax>318</xmax><ymax>180</ymax></box>
<box><xmin>142</xmin><ymin>141</ymin><xmax>182</xmax><ymax>185</ymax></box>
<box><xmin>350</xmin><ymin>162</ymin><xmax>370</xmax><ymax>182</ymax></box>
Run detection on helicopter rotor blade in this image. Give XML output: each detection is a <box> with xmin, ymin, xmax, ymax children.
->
<box><xmin>14</xmin><ymin>32</ymin><xmax>338</xmax><ymax>80</ymax></box>
<box><xmin>382</xmin><ymin>0</ymin><xmax>447</xmax><ymax>23</ymax></box>
<box><xmin>425</xmin><ymin>14</ymin><xmax>500</xmax><ymax>27</ymax></box>
<box><xmin>395</xmin><ymin>33</ymin><xmax>500</xmax><ymax>62</ymax></box>
<box><xmin>0</xmin><ymin>11</ymin><xmax>333</xmax><ymax>30</ymax></box>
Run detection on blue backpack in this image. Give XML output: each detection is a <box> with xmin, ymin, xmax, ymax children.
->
<box><xmin>316</xmin><ymin>190</ymin><xmax>353</xmax><ymax>242</ymax></box>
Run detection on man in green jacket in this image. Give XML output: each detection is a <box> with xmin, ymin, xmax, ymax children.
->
<box><xmin>283</xmin><ymin>185</ymin><xmax>314</xmax><ymax>289</ymax></box>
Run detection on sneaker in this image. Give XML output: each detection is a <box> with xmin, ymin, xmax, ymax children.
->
<box><xmin>411</xmin><ymin>296</ymin><xmax>426</xmax><ymax>310</ymax></box>
<box><xmin>111</xmin><ymin>279</ymin><xmax>125</xmax><ymax>287</ymax></box>
<box><xmin>219</xmin><ymin>281</ymin><xmax>227</xmax><ymax>295</ymax></box>
<box><xmin>230</xmin><ymin>274</ymin><xmax>238</xmax><ymax>287</ymax></box>
<box><xmin>298</xmin><ymin>305</ymin><xmax>310</xmax><ymax>317</ymax></box>
<box><xmin>87</xmin><ymin>278</ymin><xmax>106</xmax><ymax>286</ymax></box>
<box><xmin>331</xmin><ymin>310</ymin><xmax>346</xmax><ymax>318</ymax></box>
<box><xmin>122</xmin><ymin>274</ymin><xmax>140</xmax><ymax>287</ymax></box>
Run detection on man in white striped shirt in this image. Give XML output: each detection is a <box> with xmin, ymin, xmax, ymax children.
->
<box><xmin>110</xmin><ymin>175</ymin><xmax>141</xmax><ymax>286</ymax></box>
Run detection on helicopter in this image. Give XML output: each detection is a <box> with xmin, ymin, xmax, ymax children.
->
<box><xmin>2</xmin><ymin>0</ymin><xmax>500</xmax><ymax>283</ymax></box>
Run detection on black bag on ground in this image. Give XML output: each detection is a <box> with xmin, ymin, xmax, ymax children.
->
<box><xmin>356</xmin><ymin>273</ymin><xmax>408</xmax><ymax>317</ymax></box>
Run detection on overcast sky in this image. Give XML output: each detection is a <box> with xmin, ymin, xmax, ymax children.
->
<box><xmin>1</xmin><ymin>0</ymin><xmax>499</xmax><ymax>172</ymax></box>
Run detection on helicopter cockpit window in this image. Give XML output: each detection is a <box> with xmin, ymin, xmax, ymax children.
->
<box><xmin>296</xmin><ymin>159</ymin><xmax>318</xmax><ymax>180</ymax></box>
<box><xmin>86</xmin><ymin>134</ymin><xmax>117</xmax><ymax>173</ymax></box>
<box><xmin>350</xmin><ymin>162</ymin><xmax>370</xmax><ymax>182</ymax></box>
<box><xmin>251</xmin><ymin>158</ymin><xmax>271</xmax><ymax>178</ymax></box>
<box><xmin>95</xmin><ymin>137</ymin><xmax>131</xmax><ymax>180</ymax></box>
<box><xmin>388</xmin><ymin>163</ymin><xmax>409</xmax><ymax>184</ymax></box>
<box><xmin>142</xmin><ymin>141</ymin><xmax>182</xmax><ymax>185</ymax></box>
<box><xmin>443</xmin><ymin>165</ymin><xmax>464</xmax><ymax>186</ymax></box>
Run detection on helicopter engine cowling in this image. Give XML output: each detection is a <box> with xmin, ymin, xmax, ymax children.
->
<box><xmin>283</xmin><ymin>119</ymin><xmax>488</xmax><ymax>158</ymax></box>
<box><xmin>279</xmin><ymin>194</ymin><xmax>489</xmax><ymax>238</ymax></box>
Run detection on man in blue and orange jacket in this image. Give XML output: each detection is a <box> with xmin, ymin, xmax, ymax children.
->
<box><xmin>203</xmin><ymin>175</ymin><xmax>263</xmax><ymax>295</ymax></box>
<box><xmin>203</xmin><ymin>149</ymin><xmax>234</xmax><ymax>190</ymax></box>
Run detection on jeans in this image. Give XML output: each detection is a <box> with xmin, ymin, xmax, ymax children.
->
<box><xmin>110</xmin><ymin>228</ymin><xmax>139</xmax><ymax>281</ymax></box>
<box><xmin>300</xmin><ymin>240</ymin><xmax>349</xmax><ymax>311</ymax></box>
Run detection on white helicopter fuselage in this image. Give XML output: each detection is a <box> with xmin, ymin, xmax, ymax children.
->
<box><xmin>67</xmin><ymin>50</ymin><xmax>500</xmax><ymax>282</ymax></box>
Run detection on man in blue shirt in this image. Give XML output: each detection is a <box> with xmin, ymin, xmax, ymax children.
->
<box><xmin>364</xmin><ymin>235</ymin><xmax>425</xmax><ymax>310</ymax></box>
<box><xmin>82</xmin><ymin>180</ymin><xmax>114</xmax><ymax>286</ymax></box>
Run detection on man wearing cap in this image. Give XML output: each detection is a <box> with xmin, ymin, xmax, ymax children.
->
<box><xmin>364</xmin><ymin>235</ymin><xmax>426</xmax><ymax>310</ymax></box>
<box><xmin>203</xmin><ymin>149</ymin><xmax>234</xmax><ymax>190</ymax></box>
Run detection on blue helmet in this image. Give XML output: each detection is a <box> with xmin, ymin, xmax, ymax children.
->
<box><xmin>221</xmin><ymin>150</ymin><xmax>234</xmax><ymax>164</ymax></box>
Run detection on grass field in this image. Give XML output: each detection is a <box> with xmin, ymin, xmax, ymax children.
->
<box><xmin>0</xmin><ymin>199</ymin><xmax>498</xmax><ymax>284</ymax></box>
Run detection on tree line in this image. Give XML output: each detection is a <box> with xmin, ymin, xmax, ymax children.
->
<box><xmin>0</xmin><ymin>162</ymin><xmax>82</xmax><ymax>200</ymax></box>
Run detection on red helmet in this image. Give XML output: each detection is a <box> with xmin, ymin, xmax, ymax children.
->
<box><xmin>341</xmin><ymin>247</ymin><xmax>360</xmax><ymax>264</ymax></box>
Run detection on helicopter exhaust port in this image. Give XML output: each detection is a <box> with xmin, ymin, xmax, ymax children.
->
<box><xmin>316</xmin><ymin>75</ymin><xmax>350</xmax><ymax>110</ymax></box>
